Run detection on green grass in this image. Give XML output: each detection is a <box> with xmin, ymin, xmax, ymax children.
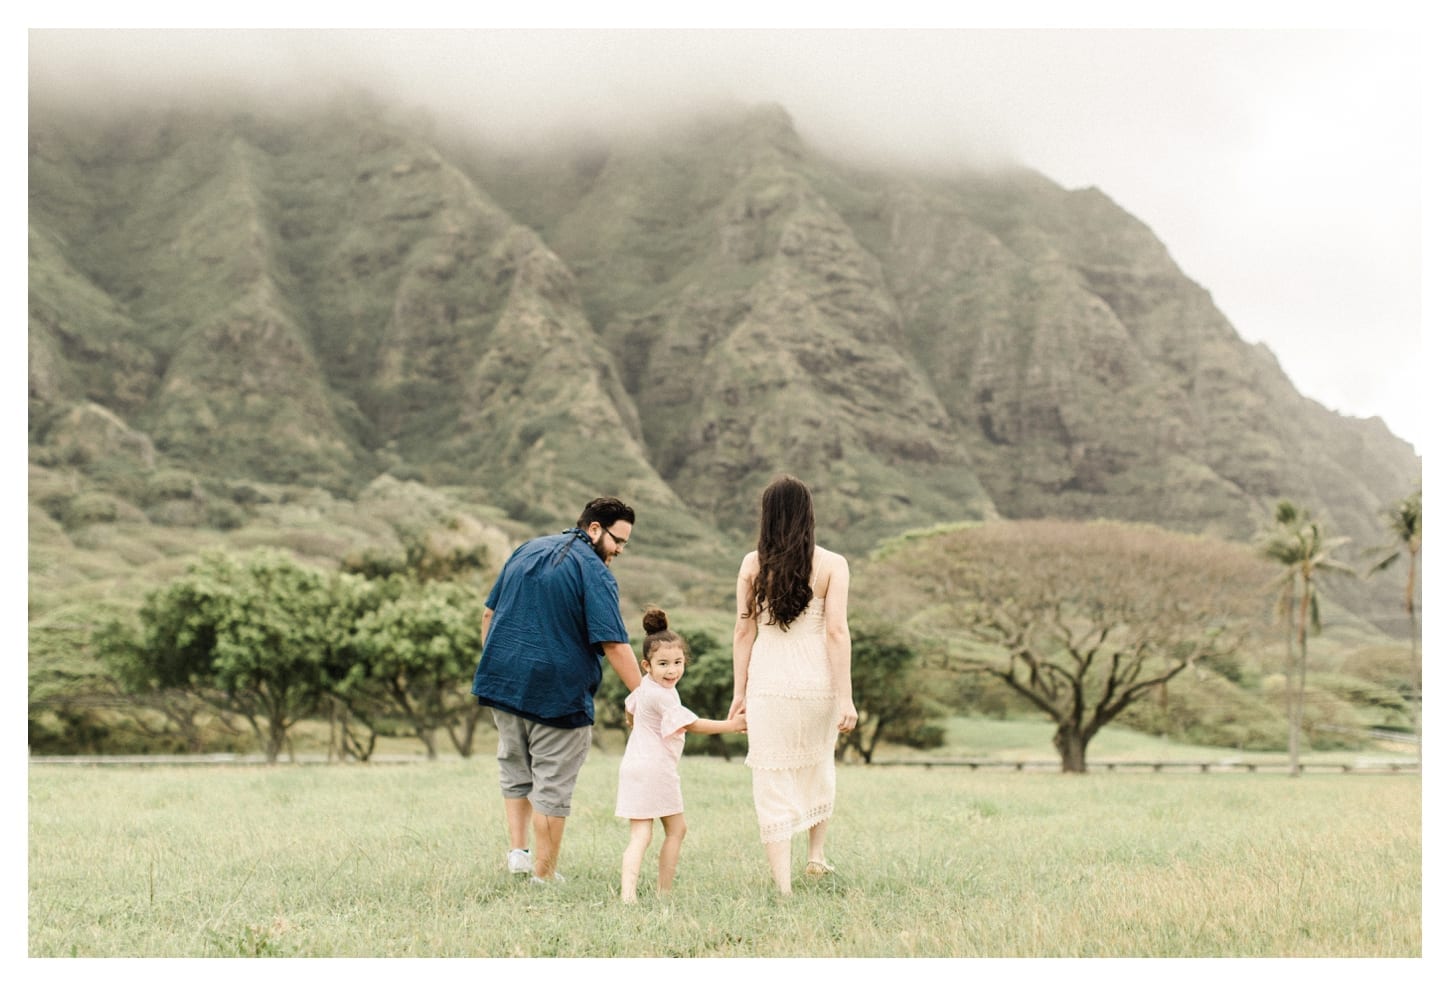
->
<box><xmin>28</xmin><ymin>755</ymin><xmax>1420</xmax><ymax>957</ymax></box>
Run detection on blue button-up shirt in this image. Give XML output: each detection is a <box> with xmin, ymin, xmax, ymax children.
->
<box><xmin>472</xmin><ymin>529</ymin><xmax>629</xmax><ymax>727</ymax></box>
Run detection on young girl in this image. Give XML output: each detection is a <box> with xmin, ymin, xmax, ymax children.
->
<box><xmin>616</xmin><ymin>608</ymin><xmax>746</xmax><ymax>902</ymax></box>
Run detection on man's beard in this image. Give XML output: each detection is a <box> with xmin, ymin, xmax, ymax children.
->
<box><xmin>590</xmin><ymin>535</ymin><xmax>612</xmax><ymax>565</ymax></box>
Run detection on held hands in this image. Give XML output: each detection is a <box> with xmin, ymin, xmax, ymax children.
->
<box><xmin>725</xmin><ymin>697</ymin><xmax>747</xmax><ymax>734</ymax></box>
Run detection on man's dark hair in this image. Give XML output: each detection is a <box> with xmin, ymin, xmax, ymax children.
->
<box><xmin>577</xmin><ymin>497</ymin><xmax>635</xmax><ymax>530</ymax></box>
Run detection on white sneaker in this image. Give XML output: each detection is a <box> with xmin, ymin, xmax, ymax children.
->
<box><xmin>507</xmin><ymin>849</ymin><xmax>532</xmax><ymax>875</ymax></box>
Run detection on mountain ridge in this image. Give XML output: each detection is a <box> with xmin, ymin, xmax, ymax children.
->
<box><xmin>27</xmin><ymin>91</ymin><xmax>1419</xmax><ymax>628</ymax></box>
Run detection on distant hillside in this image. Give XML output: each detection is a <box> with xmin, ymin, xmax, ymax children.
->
<box><xmin>27</xmin><ymin>90</ymin><xmax>1419</xmax><ymax>630</ymax></box>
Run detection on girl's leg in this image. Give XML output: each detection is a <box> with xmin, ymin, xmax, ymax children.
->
<box><xmin>620</xmin><ymin>819</ymin><xmax>654</xmax><ymax>903</ymax></box>
<box><xmin>656</xmin><ymin>814</ymin><xmax>687</xmax><ymax>896</ymax></box>
<box><xmin>765</xmin><ymin>838</ymin><xmax>792</xmax><ymax>894</ymax></box>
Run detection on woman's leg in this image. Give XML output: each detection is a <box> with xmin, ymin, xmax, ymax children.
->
<box><xmin>765</xmin><ymin>838</ymin><xmax>793</xmax><ymax>894</ymax></box>
<box><xmin>806</xmin><ymin>817</ymin><xmax>830</xmax><ymax>866</ymax></box>
<box><xmin>620</xmin><ymin>819</ymin><xmax>654</xmax><ymax>902</ymax></box>
<box><xmin>657</xmin><ymin>813</ymin><xmax>687</xmax><ymax>895</ymax></box>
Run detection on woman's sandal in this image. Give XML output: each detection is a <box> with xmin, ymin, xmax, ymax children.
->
<box><xmin>804</xmin><ymin>860</ymin><xmax>835</xmax><ymax>877</ymax></box>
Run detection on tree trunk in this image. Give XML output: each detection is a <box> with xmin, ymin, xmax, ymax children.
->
<box><xmin>449</xmin><ymin>704</ymin><xmax>481</xmax><ymax>758</ymax></box>
<box><xmin>1289</xmin><ymin>586</ymin><xmax>1312</xmax><ymax>778</ymax></box>
<box><xmin>266</xmin><ymin>717</ymin><xmax>286</xmax><ymax>763</ymax></box>
<box><xmin>1053</xmin><ymin>725</ymin><xmax>1089</xmax><ymax>774</ymax></box>
<box><xmin>342</xmin><ymin>720</ymin><xmax>377</xmax><ymax>761</ymax></box>
<box><xmin>328</xmin><ymin>698</ymin><xmax>343</xmax><ymax>763</ymax></box>
<box><xmin>1284</xmin><ymin>617</ymin><xmax>1298</xmax><ymax>775</ymax></box>
<box><xmin>1410</xmin><ymin>593</ymin><xmax>1421</xmax><ymax>768</ymax></box>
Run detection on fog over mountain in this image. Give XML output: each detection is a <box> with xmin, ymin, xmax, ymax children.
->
<box><xmin>27</xmin><ymin>28</ymin><xmax>1423</xmax><ymax>453</ymax></box>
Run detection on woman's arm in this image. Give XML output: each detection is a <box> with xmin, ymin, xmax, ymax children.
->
<box><xmin>728</xmin><ymin>553</ymin><xmax>759</xmax><ymax>720</ymax></box>
<box><xmin>822</xmin><ymin>551</ymin><xmax>857</xmax><ymax>732</ymax></box>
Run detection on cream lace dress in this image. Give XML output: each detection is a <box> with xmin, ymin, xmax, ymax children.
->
<box><xmin>743</xmin><ymin>572</ymin><xmax>838</xmax><ymax>844</ymax></box>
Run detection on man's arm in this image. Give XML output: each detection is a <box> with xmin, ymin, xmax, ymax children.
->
<box><xmin>602</xmin><ymin>641</ymin><xmax>642</xmax><ymax>692</ymax></box>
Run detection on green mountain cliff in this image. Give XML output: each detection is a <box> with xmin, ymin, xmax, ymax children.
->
<box><xmin>28</xmin><ymin>92</ymin><xmax>1420</xmax><ymax>631</ymax></box>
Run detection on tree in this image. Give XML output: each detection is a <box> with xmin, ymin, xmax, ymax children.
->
<box><xmin>341</xmin><ymin>579</ymin><xmax>485</xmax><ymax>758</ymax></box>
<box><xmin>1257</xmin><ymin>501</ymin><xmax>1356</xmax><ymax>776</ymax></box>
<box><xmin>673</xmin><ymin>629</ymin><xmax>744</xmax><ymax>759</ymax></box>
<box><xmin>107</xmin><ymin>550</ymin><xmax>362</xmax><ymax>762</ymax></box>
<box><xmin>341</xmin><ymin>515</ymin><xmax>492</xmax><ymax>583</ymax></box>
<box><xmin>867</xmin><ymin>520</ymin><xmax>1273</xmax><ymax>773</ymax></box>
<box><xmin>1368</xmin><ymin>489</ymin><xmax>1422</xmax><ymax>763</ymax></box>
<box><xmin>95</xmin><ymin>616</ymin><xmax>245</xmax><ymax>753</ymax></box>
<box><xmin>839</xmin><ymin>623</ymin><xmax>944</xmax><ymax>763</ymax></box>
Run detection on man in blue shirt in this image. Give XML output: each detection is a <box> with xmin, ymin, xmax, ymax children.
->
<box><xmin>473</xmin><ymin>497</ymin><xmax>643</xmax><ymax>884</ymax></box>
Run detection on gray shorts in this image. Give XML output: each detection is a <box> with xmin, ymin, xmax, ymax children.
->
<box><xmin>491</xmin><ymin>709</ymin><xmax>592</xmax><ymax>817</ymax></box>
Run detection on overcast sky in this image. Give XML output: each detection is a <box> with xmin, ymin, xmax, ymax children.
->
<box><xmin>25</xmin><ymin>21</ymin><xmax>1434</xmax><ymax>454</ymax></box>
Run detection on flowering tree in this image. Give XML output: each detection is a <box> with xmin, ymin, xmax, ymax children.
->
<box><xmin>869</xmin><ymin>520</ymin><xmax>1274</xmax><ymax>772</ymax></box>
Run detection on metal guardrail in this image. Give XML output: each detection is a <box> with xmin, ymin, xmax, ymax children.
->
<box><xmin>866</xmin><ymin>758</ymin><xmax>1420</xmax><ymax>774</ymax></box>
<box><xmin>27</xmin><ymin>753</ymin><xmax>437</xmax><ymax>766</ymax></box>
<box><xmin>1312</xmin><ymin>724</ymin><xmax>1421</xmax><ymax>745</ymax></box>
<box><xmin>29</xmin><ymin>754</ymin><xmax>1420</xmax><ymax>773</ymax></box>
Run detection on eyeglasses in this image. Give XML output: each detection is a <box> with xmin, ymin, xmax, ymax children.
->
<box><xmin>601</xmin><ymin>527</ymin><xmax>629</xmax><ymax>549</ymax></box>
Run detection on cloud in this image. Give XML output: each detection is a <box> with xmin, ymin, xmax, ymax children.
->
<box><xmin>26</xmin><ymin>27</ymin><xmax>1425</xmax><ymax>451</ymax></box>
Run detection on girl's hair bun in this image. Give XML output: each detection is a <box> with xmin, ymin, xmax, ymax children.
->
<box><xmin>642</xmin><ymin>607</ymin><xmax>669</xmax><ymax>634</ymax></box>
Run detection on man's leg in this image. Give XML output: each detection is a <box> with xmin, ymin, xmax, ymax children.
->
<box><xmin>523</xmin><ymin>721</ymin><xmax>592</xmax><ymax>883</ymax></box>
<box><xmin>492</xmin><ymin>710</ymin><xmax>535</xmax><ymax>873</ymax></box>
<box><xmin>532</xmin><ymin>812</ymin><xmax>567</xmax><ymax>880</ymax></box>
<box><xmin>505</xmin><ymin>796</ymin><xmax>532</xmax><ymax>852</ymax></box>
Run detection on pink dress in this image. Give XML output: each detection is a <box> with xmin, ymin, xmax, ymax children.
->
<box><xmin>615</xmin><ymin>676</ymin><xmax>699</xmax><ymax>819</ymax></box>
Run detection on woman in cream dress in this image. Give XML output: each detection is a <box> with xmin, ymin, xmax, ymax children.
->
<box><xmin>728</xmin><ymin>475</ymin><xmax>857</xmax><ymax>894</ymax></box>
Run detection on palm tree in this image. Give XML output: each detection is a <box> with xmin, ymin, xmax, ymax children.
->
<box><xmin>1368</xmin><ymin>489</ymin><xmax>1422</xmax><ymax>764</ymax></box>
<box><xmin>1258</xmin><ymin>501</ymin><xmax>1356</xmax><ymax>776</ymax></box>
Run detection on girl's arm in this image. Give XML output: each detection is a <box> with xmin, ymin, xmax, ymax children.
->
<box><xmin>728</xmin><ymin>553</ymin><xmax>758</xmax><ymax>720</ymax></box>
<box><xmin>686</xmin><ymin>712</ymin><xmax>747</xmax><ymax>735</ymax></box>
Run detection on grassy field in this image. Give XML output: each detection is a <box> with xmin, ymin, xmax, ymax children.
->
<box><xmin>28</xmin><ymin>748</ymin><xmax>1420</xmax><ymax>958</ymax></box>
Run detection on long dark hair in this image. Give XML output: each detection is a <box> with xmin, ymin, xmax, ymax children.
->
<box><xmin>748</xmin><ymin>475</ymin><xmax>815</xmax><ymax>628</ymax></box>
